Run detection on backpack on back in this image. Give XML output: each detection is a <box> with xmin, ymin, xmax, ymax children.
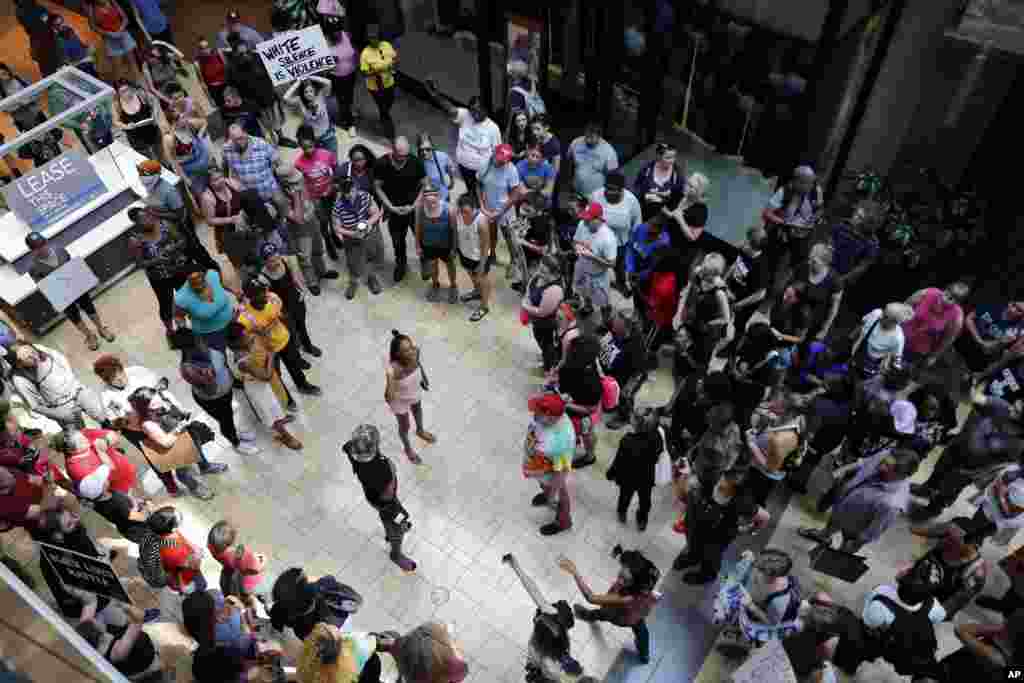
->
<box><xmin>871</xmin><ymin>594</ymin><xmax>939</xmax><ymax>676</ymax></box>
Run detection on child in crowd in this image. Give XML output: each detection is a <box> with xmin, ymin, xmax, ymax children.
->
<box><xmin>207</xmin><ymin>519</ymin><xmax>267</xmax><ymax>607</ymax></box>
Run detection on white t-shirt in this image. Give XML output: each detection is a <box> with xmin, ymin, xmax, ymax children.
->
<box><xmin>861</xmin><ymin>585</ymin><xmax>946</xmax><ymax>629</ymax></box>
<box><xmin>590</xmin><ymin>188</ymin><xmax>642</xmax><ymax>246</ymax></box>
<box><xmin>572</xmin><ymin>222</ymin><xmax>617</xmax><ymax>290</ymax></box>
<box><xmin>860</xmin><ymin>309</ymin><xmax>905</xmax><ymax>363</ymax></box>
<box><xmin>102</xmin><ymin>366</ymin><xmax>186</xmax><ymax>423</ymax></box>
<box><xmin>767</xmin><ymin>186</ymin><xmax>822</xmax><ymax>228</ymax></box>
<box><xmin>453</xmin><ymin>108</ymin><xmax>501</xmax><ymax>172</ymax></box>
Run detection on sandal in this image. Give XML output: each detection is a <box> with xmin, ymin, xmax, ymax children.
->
<box><xmin>276</xmin><ymin>430</ymin><xmax>303</xmax><ymax>450</ymax></box>
<box><xmin>469</xmin><ymin>307</ymin><xmax>489</xmax><ymax>323</ymax></box>
<box><xmin>416</xmin><ymin>430</ymin><xmax>436</xmax><ymax>444</ymax></box>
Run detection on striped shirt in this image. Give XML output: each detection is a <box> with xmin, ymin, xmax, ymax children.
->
<box><xmin>332</xmin><ymin>190</ymin><xmax>377</xmax><ymax>235</ymax></box>
<box><xmin>223</xmin><ymin>136</ymin><xmax>280</xmax><ymax>200</ymax></box>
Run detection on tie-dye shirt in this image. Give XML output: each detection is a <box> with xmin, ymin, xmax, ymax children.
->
<box><xmin>522</xmin><ymin>414</ymin><xmax>576</xmax><ymax>479</ymax></box>
<box><xmin>298</xmin><ymin>631</ymin><xmax>377</xmax><ymax>683</ymax></box>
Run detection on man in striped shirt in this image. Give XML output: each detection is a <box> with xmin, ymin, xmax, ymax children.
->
<box><xmin>332</xmin><ymin>174</ymin><xmax>384</xmax><ymax>300</ymax></box>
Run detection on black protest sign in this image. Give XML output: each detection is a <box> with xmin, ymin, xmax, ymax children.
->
<box><xmin>38</xmin><ymin>542</ymin><xmax>133</xmax><ymax>604</ymax></box>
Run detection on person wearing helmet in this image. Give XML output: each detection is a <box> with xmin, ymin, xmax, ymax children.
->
<box><xmin>342</xmin><ymin>424</ymin><xmax>416</xmax><ymax>571</ymax></box>
<box><xmin>25</xmin><ymin>232</ymin><xmax>115</xmax><ymax>350</ymax></box>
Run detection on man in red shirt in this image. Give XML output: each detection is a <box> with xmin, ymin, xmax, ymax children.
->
<box><xmin>147</xmin><ymin>506</ymin><xmax>207</xmax><ymax>593</ymax></box>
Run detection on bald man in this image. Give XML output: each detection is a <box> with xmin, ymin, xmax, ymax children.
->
<box><xmin>374</xmin><ymin>136</ymin><xmax>426</xmax><ymax>283</ymax></box>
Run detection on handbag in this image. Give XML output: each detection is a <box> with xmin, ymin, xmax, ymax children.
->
<box><xmin>654</xmin><ymin>428</ymin><xmax>673</xmax><ymax>487</ymax></box>
<box><xmin>141</xmin><ymin>432</ymin><xmax>199</xmax><ymax>473</ymax></box>
<box><xmin>595</xmin><ymin>361</ymin><xmax>620</xmax><ymax>411</ymax></box>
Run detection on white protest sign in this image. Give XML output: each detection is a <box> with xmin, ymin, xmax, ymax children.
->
<box><xmin>257</xmin><ymin>26</ymin><xmax>338</xmax><ymax>86</ymax></box>
<box><xmin>36</xmin><ymin>256</ymin><xmax>99</xmax><ymax>313</ymax></box>
<box><xmin>731</xmin><ymin>639</ymin><xmax>797</xmax><ymax>683</ymax></box>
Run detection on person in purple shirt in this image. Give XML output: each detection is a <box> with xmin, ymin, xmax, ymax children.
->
<box><xmin>831</xmin><ymin>199</ymin><xmax>882</xmax><ymax>288</ymax></box>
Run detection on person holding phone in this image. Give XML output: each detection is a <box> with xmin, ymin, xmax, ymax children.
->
<box><xmin>342</xmin><ymin>424</ymin><xmax>417</xmax><ymax>572</ymax></box>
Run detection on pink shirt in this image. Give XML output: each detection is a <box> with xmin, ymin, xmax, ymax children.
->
<box><xmin>330</xmin><ymin>32</ymin><xmax>357</xmax><ymax>77</ymax></box>
<box><xmin>903</xmin><ymin>287</ymin><xmax>962</xmax><ymax>355</ymax></box>
<box><xmin>294</xmin><ymin>149</ymin><xmax>337</xmax><ymax>200</ymax></box>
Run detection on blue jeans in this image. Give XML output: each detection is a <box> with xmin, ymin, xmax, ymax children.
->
<box><xmin>577</xmin><ymin>607</ymin><xmax>651</xmax><ymax>661</ymax></box>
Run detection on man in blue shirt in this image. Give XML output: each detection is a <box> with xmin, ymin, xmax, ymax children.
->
<box><xmin>417</xmin><ymin>133</ymin><xmax>455</xmax><ymax>202</ymax></box>
<box><xmin>516</xmin><ymin>145</ymin><xmax>555</xmax><ymax>206</ymax></box>
<box><xmin>625</xmin><ymin>213</ymin><xmax>670</xmax><ymax>294</ymax></box>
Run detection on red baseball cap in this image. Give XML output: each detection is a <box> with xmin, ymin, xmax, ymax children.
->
<box><xmin>578</xmin><ymin>201</ymin><xmax>604</xmax><ymax>221</ymax></box>
<box><xmin>494</xmin><ymin>144</ymin><xmax>514</xmax><ymax>163</ymax></box>
<box><xmin>528</xmin><ymin>393</ymin><xmax>566</xmax><ymax>417</ymax></box>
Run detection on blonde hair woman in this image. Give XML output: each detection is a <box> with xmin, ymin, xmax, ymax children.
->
<box><xmin>668</xmin><ymin>172</ymin><xmax>712</xmax><ymax>269</ymax></box>
<box><xmin>298</xmin><ymin>623</ymin><xmax>382</xmax><ymax>683</ymax></box>
<box><xmin>674</xmin><ymin>251</ymin><xmax>733</xmax><ymax>370</ymax></box>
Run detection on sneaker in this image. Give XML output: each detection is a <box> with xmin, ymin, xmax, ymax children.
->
<box><xmin>309</xmin><ymin>285</ymin><xmax>322</xmax><ymax>296</ymax></box>
<box><xmin>321</xmin><ymin>270</ymin><xmax>339</xmax><ymax>280</ymax></box>
<box><xmin>390</xmin><ymin>551</ymin><xmax>417</xmax><ymax>572</ymax></box>
<box><xmin>459</xmin><ymin>289</ymin><xmax>481</xmax><ymax>303</ymax></box>
<box><xmin>531</xmin><ymin>492</ymin><xmax>550</xmax><ymax>507</ymax></box>
<box><xmin>236</xmin><ymin>442</ymin><xmax>262</xmax><ymax>456</ymax></box>
<box><xmin>304</xmin><ymin>345</ymin><xmax>323</xmax><ymax>357</ymax></box>
<box><xmin>672</xmin><ymin>553</ymin><xmax>698</xmax><ymax>571</ymax></box>
<box><xmin>510</xmin><ymin>281</ymin><xmax>524</xmax><ymax>293</ymax></box>
<box><xmin>345</xmin><ymin>281</ymin><xmax>359</xmax><ymax>300</ymax></box>
<box><xmin>637</xmin><ymin>518</ymin><xmax>648</xmax><ymax>532</ymax></box>
<box><xmin>287</xmin><ymin>400</ymin><xmax>300</xmax><ymax>413</ymax></box>
<box><xmin>540</xmin><ymin>522</ymin><xmax>571</xmax><ymax>536</ymax></box>
<box><xmin>469</xmin><ymin>306</ymin><xmax>489</xmax><ymax>322</ymax></box>
<box><xmin>299</xmin><ymin>358</ymin><xmax>312</xmax><ymax>370</ymax></box>
<box><xmin>367</xmin><ymin>275</ymin><xmax>382</xmax><ymax>295</ymax></box>
<box><xmin>426</xmin><ymin>284</ymin><xmax>440</xmax><ymax>302</ymax></box>
<box><xmin>393</xmin><ymin>266</ymin><xmax>406</xmax><ymax>283</ymax></box>
<box><xmin>199</xmin><ymin>462</ymin><xmax>228</xmax><ymax>475</ymax></box>
<box><xmin>297</xmin><ymin>384</ymin><xmax>323</xmax><ymax>396</ymax></box>
<box><xmin>188</xmin><ymin>481</ymin><xmax>215</xmax><ymax>501</ymax></box>
<box><xmin>448</xmin><ymin>287</ymin><xmax>459</xmax><ymax>304</ymax></box>
<box><xmin>617</xmin><ymin>509</ymin><xmax>627</xmax><ymax>524</ymax></box>
<box><xmin>606</xmin><ymin>415</ymin><xmax>628</xmax><ymax>430</ymax></box>
<box><xmin>683</xmin><ymin>571</ymin><xmax>716</xmax><ymax>585</ymax></box>
<box><xmin>572</xmin><ymin>453</ymin><xmax>596</xmax><ymax>469</ymax></box>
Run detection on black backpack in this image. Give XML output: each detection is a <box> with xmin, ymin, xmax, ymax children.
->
<box><xmin>871</xmin><ymin>594</ymin><xmax>939</xmax><ymax>676</ymax></box>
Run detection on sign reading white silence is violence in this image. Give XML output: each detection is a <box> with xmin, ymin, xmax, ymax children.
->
<box><xmin>257</xmin><ymin>25</ymin><xmax>337</xmax><ymax>86</ymax></box>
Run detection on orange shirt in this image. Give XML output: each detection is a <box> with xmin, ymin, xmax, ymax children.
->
<box><xmin>160</xmin><ymin>531</ymin><xmax>199</xmax><ymax>592</ymax></box>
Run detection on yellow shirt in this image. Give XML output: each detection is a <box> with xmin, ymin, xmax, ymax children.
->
<box><xmin>360</xmin><ymin>42</ymin><xmax>396</xmax><ymax>91</ymax></box>
<box><xmin>239</xmin><ymin>292</ymin><xmax>290</xmax><ymax>352</ymax></box>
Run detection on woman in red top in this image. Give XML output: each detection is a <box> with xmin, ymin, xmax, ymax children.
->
<box><xmin>195</xmin><ymin>39</ymin><xmax>228</xmax><ymax>109</ymax></box>
<box><xmin>0</xmin><ymin>466</ymin><xmax>76</xmax><ymax>532</ymax></box>
<box><xmin>645</xmin><ymin>247</ymin><xmax>688</xmax><ymax>331</ymax></box>
<box><xmin>85</xmin><ymin>0</ymin><xmax>139</xmax><ymax>83</ymax></box>
<box><xmin>57</xmin><ymin>428</ymin><xmax>137</xmax><ymax>498</ymax></box>
<box><xmin>0</xmin><ymin>399</ymin><xmax>58</xmax><ymax>480</ymax></box>
<box><xmin>148</xmin><ymin>506</ymin><xmax>207</xmax><ymax>593</ymax></box>
<box><xmin>902</xmin><ymin>281</ymin><xmax>969</xmax><ymax>368</ymax></box>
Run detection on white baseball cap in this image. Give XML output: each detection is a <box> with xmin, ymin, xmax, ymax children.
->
<box><xmin>77</xmin><ymin>465</ymin><xmax>111</xmax><ymax>500</ymax></box>
<box><xmin>891</xmin><ymin>400</ymin><xmax>917</xmax><ymax>435</ymax></box>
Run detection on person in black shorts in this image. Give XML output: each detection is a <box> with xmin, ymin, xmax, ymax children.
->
<box><xmin>414</xmin><ymin>182</ymin><xmax>458</xmax><ymax>302</ymax></box>
<box><xmin>25</xmin><ymin>231</ymin><xmax>116</xmax><ymax>350</ymax></box>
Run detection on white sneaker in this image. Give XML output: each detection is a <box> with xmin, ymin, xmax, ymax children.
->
<box><xmin>238</xmin><ymin>430</ymin><xmax>257</xmax><ymax>442</ymax></box>
<box><xmin>235</xmin><ymin>442</ymin><xmax>262</xmax><ymax>456</ymax></box>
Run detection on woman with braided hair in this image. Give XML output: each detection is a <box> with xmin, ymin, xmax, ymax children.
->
<box><xmin>382</xmin><ymin>622</ymin><xmax>469</xmax><ymax>683</ymax></box>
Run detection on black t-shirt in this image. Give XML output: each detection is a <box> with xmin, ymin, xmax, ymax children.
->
<box><xmin>688</xmin><ymin>484</ymin><xmax>757</xmax><ymax>533</ymax></box>
<box><xmin>347</xmin><ymin>453</ymin><xmax>395</xmax><ymax>507</ymax></box>
<box><xmin>728</xmin><ymin>251</ymin><xmax>767</xmax><ymax>302</ymax></box>
<box><xmin>597</xmin><ymin>328</ymin><xmax>644</xmax><ymax>385</ymax></box>
<box><xmin>560</xmin><ymin>364</ymin><xmax>603</xmax><ymax>407</ymax></box>
<box><xmin>93</xmin><ymin>492</ymin><xmax>149</xmax><ymax>544</ymax></box>
<box><xmin>684</xmin><ymin>202</ymin><xmax>709</xmax><ymax>228</ymax></box>
<box><xmin>374</xmin><ymin>155</ymin><xmax>426</xmax><ymax>206</ymax></box>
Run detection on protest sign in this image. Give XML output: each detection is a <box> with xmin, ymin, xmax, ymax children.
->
<box><xmin>38</xmin><ymin>542</ymin><xmax>133</xmax><ymax>604</ymax></box>
<box><xmin>36</xmin><ymin>256</ymin><xmax>100</xmax><ymax>313</ymax></box>
<box><xmin>257</xmin><ymin>26</ymin><xmax>337</xmax><ymax>86</ymax></box>
<box><xmin>2</xmin><ymin>151</ymin><xmax>108</xmax><ymax>231</ymax></box>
